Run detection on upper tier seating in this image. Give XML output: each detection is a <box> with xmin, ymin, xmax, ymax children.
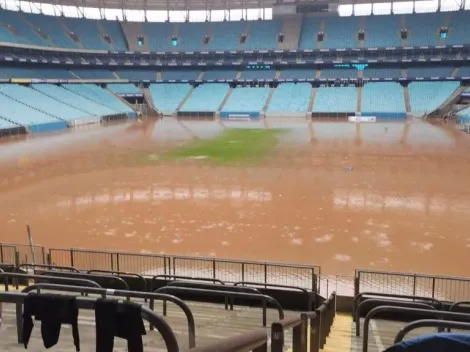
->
<box><xmin>203</xmin><ymin>70</ymin><xmax>239</xmax><ymax>80</ymax></box>
<box><xmin>279</xmin><ymin>69</ymin><xmax>316</xmax><ymax>79</ymax></box>
<box><xmin>404</xmin><ymin>13</ymin><xmax>445</xmax><ymax>46</ymax></box>
<box><xmin>408</xmin><ymin>81</ymin><xmax>459</xmax><ymax>114</ymax></box>
<box><xmin>363</xmin><ymin>68</ymin><xmax>403</xmax><ymax>78</ymax></box>
<box><xmin>162</xmin><ymin>70</ymin><xmax>200</xmax><ymax>80</ymax></box>
<box><xmin>0</xmin><ymin>67</ymin><xmax>74</xmax><ymax>79</ymax></box>
<box><xmin>65</xmin><ymin>17</ymin><xmax>109</xmax><ymax>50</ymax></box>
<box><xmin>206</xmin><ymin>21</ymin><xmax>245</xmax><ymax>51</ymax></box>
<box><xmin>320</xmin><ymin>69</ymin><xmax>357</xmax><ymax>79</ymax></box>
<box><xmin>240</xmin><ymin>70</ymin><xmax>276</xmax><ymax>80</ymax></box>
<box><xmin>362</xmin><ymin>82</ymin><xmax>406</xmax><ymax>114</ymax></box>
<box><xmin>180</xmin><ymin>83</ymin><xmax>230</xmax><ymax>111</ymax></box>
<box><xmin>299</xmin><ymin>18</ymin><xmax>322</xmax><ymax>49</ymax></box>
<box><xmin>446</xmin><ymin>11</ymin><xmax>470</xmax><ymax>45</ymax></box>
<box><xmin>0</xmin><ymin>10</ymin><xmax>48</xmax><ymax>46</ymax></box>
<box><xmin>176</xmin><ymin>22</ymin><xmax>210</xmax><ymax>52</ymax></box>
<box><xmin>149</xmin><ymin>84</ymin><xmax>191</xmax><ymax>112</ymax></box>
<box><xmin>244</xmin><ymin>20</ymin><xmax>282</xmax><ymax>50</ymax></box>
<box><xmin>98</xmin><ymin>20</ymin><xmax>127</xmax><ymax>51</ymax></box>
<box><xmin>117</xmin><ymin>70</ymin><xmax>157</xmax><ymax>80</ymax></box>
<box><xmin>72</xmin><ymin>69</ymin><xmax>116</xmax><ymax>79</ymax></box>
<box><xmin>222</xmin><ymin>87</ymin><xmax>270</xmax><ymax>112</ymax></box>
<box><xmin>107</xmin><ymin>84</ymin><xmax>141</xmax><ymax>94</ymax></box>
<box><xmin>24</xmin><ymin>12</ymin><xmax>78</xmax><ymax>48</ymax></box>
<box><xmin>459</xmin><ymin>66</ymin><xmax>470</xmax><ymax>77</ymax></box>
<box><xmin>144</xmin><ymin>22</ymin><xmax>174</xmax><ymax>51</ymax></box>
<box><xmin>363</xmin><ymin>15</ymin><xmax>402</xmax><ymax>48</ymax></box>
<box><xmin>267</xmin><ymin>83</ymin><xmax>311</xmax><ymax>112</ymax></box>
<box><xmin>323</xmin><ymin>17</ymin><xmax>359</xmax><ymax>48</ymax></box>
<box><xmin>407</xmin><ymin>66</ymin><xmax>454</xmax><ymax>77</ymax></box>
<box><xmin>313</xmin><ymin>86</ymin><xmax>357</xmax><ymax>112</ymax></box>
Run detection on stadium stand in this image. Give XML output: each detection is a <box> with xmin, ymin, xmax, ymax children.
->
<box><xmin>206</xmin><ymin>21</ymin><xmax>245</xmax><ymax>50</ymax></box>
<box><xmin>149</xmin><ymin>84</ymin><xmax>192</xmax><ymax>113</ymax></box>
<box><xmin>279</xmin><ymin>69</ymin><xmax>316</xmax><ymax>79</ymax></box>
<box><xmin>446</xmin><ymin>11</ymin><xmax>470</xmax><ymax>45</ymax></box>
<box><xmin>363</xmin><ymin>68</ymin><xmax>403</xmax><ymax>78</ymax></box>
<box><xmin>266</xmin><ymin>83</ymin><xmax>311</xmax><ymax>114</ymax></box>
<box><xmin>107</xmin><ymin>84</ymin><xmax>141</xmax><ymax>94</ymax></box>
<box><xmin>221</xmin><ymin>87</ymin><xmax>270</xmax><ymax>113</ymax></box>
<box><xmin>176</xmin><ymin>22</ymin><xmax>210</xmax><ymax>51</ymax></box>
<box><xmin>313</xmin><ymin>86</ymin><xmax>357</xmax><ymax>113</ymax></box>
<box><xmin>408</xmin><ymin>81</ymin><xmax>460</xmax><ymax>115</ymax></box>
<box><xmin>0</xmin><ymin>10</ymin><xmax>48</xmax><ymax>46</ymax></box>
<box><xmin>299</xmin><ymin>18</ymin><xmax>322</xmax><ymax>49</ymax></box>
<box><xmin>63</xmin><ymin>84</ymin><xmax>133</xmax><ymax>113</ymax></box>
<box><xmin>117</xmin><ymin>69</ymin><xmax>157</xmax><ymax>80</ymax></box>
<box><xmin>323</xmin><ymin>16</ymin><xmax>359</xmax><ymax>48</ymax></box>
<box><xmin>407</xmin><ymin>66</ymin><xmax>454</xmax><ymax>77</ymax></box>
<box><xmin>320</xmin><ymin>68</ymin><xmax>358</xmax><ymax>79</ymax></box>
<box><xmin>23</xmin><ymin>12</ymin><xmax>79</xmax><ymax>48</ymax></box>
<box><xmin>404</xmin><ymin>13</ymin><xmax>444</xmax><ymax>46</ymax></box>
<box><xmin>180</xmin><ymin>83</ymin><xmax>230</xmax><ymax>112</ymax></box>
<box><xmin>243</xmin><ymin>20</ymin><xmax>282</xmax><ymax>50</ymax></box>
<box><xmin>203</xmin><ymin>70</ymin><xmax>239</xmax><ymax>80</ymax></box>
<box><xmin>65</xmin><ymin>17</ymin><xmax>109</xmax><ymax>50</ymax></box>
<box><xmin>363</xmin><ymin>15</ymin><xmax>402</xmax><ymax>48</ymax></box>
<box><xmin>459</xmin><ymin>67</ymin><xmax>470</xmax><ymax>77</ymax></box>
<box><xmin>362</xmin><ymin>82</ymin><xmax>406</xmax><ymax>117</ymax></box>
<box><xmin>0</xmin><ymin>67</ymin><xmax>75</xmax><ymax>79</ymax></box>
<box><xmin>144</xmin><ymin>22</ymin><xmax>174</xmax><ymax>51</ymax></box>
<box><xmin>162</xmin><ymin>70</ymin><xmax>201</xmax><ymax>80</ymax></box>
<box><xmin>98</xmin><ymin>19</ymin><xmax>128</xmax><ymax>51</ymax></box>
<box><xmin>239</xmin><ymin>69</ymin><xmax>277</xmax><ymax>80</ymax></box>
<box><xmin>72</xmin><ymin>69</ymin><xmax>116</xmax><ymax>79</ymax></box>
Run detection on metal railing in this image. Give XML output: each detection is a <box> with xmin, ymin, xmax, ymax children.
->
<box><xmin>21</xmin><ymin>283</ymin><xmax>196</xmax><ymax>348</ymax></box>
<box><xmin>355</xmin><ymin>269</ymin><xmax>470</xmax><ymax>301</ymax></box>
<box><xmin>87</xmin><ymin>269</ymin><xmax>147</xmax><ymax>292</ymax></box>
<box><xmin>0</xmin><ymin>291</ymin><xmax>178</xmax><ymax>351</ymax></box>
<box><xmin>188</xmin><ymin>329</ymin><xmax>268</xmax><ymax>352</ymax></box>
<box><xmin>155</xmin><ymin>286</ymin><xmax>284</xmax><ymax>327</ymax></box>
<box><xmin>362</xmin><ymin>306</ymin><xmax>470</xmax><ymax>352</ymax></box>
<box><xmin>17</xmin><ymin>263</ymin><xmax>79</xmax><ymax>273</ymax></box>
<box><xmin>394</xmin><ymin>320</ymin><xmax>470</xmax><ymax>343</ymax></box>
<box><xmin>0</xmin><ymin>272</ymin><xmax>102</xmax><ymax>291</ymax></box>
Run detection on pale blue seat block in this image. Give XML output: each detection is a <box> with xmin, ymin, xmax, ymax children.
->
<box><xmin>267</xmin><ymin>83</ymin><xmax>311</xmax><ymax>112</ymax></box>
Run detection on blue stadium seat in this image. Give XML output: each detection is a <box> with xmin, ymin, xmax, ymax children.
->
<box><xmin>362</xmin><ymin>82</ymin><xmax>406</xmax><ymax>116</ymax></box>
<box><xmin>117</xmin><ymin>70</ymin><xmax>157</xmax><ymax>80</ymax></box>
<box><xmin>459</xmin><ymin>66</ymin><xmax>470</xmax><ymax>77</ymax></box>
<box><xmin>363</xmin><ymin>68</ymin><xmax>403</xmax><ymax>78</ymax></box>
<box><xmin>267</xmin><ymin>83</ymin><xmax>311</xmax><ymax>112</ymax></box>
<box><xmin>64</xmin><ymin>84</ymin><xmax>132</xmax><ymax>113</ymax></box>
<box><xmin>144</xmin><ymin>22</ymin><xmax>174</xmax><ymax>51</ymax></box>
<box><xmin>404</xmin><ymin>13</ymin><xmax>444</xmax><ymax>46</ymax></box>
<box><xmin>408</xmin><ymin>81</ymin><xmax>459</xmax><ymax>114</ymax></box>
<box><xmin>364</xmin><ymin>15</ymin><xmax>402</xmax><ymax>48</ymax></box>
<box><xmin>446</xmin><ymin>11</ymin><xmax>470</xmax><ymax>45</ymax></box>
<box><xmin>320</xmin><ymin>69</ymin><xmax>357</xmax><ymax>79</ymax></box>
<box><xmin>299</xmin><ymin>18</ymin><xmax>322</xmax><ymax>49</ymax></box>
<box><xmin>244</xmin><ymin>20</ymin><xmax>282</xmax><ymax>50</ymax></box>
<box><xmin>323</xmin><ymin>17</ymin><xmax>360</xmax><ymax>48</ymax></box>
<box><xmin>280</xmin><ymin>69</ymin><xmax>316</xmax><ymax>79</ymax></box>
<box><xmin>24</xmin><ymin>12</ymin><xmax>78</xmax><ymax>48</ymax></box>
<box><xmin>98</xmin><ymin>20</ymin><xmax>128</xmax><ymax>51</ymax></box>
<box><xmin>72</xmin><ymin>69</ymin><xmax>116</xmax><ymax>79</ymax></box>
<box><xmin>64</xmin><ymin>17</ymin><xmax>109</xmax><ymax>50</ymax></box>
<box><xmin>0</xmin><ymin>10</ymin><xmax>47</xmax><ymax>45</ymax></box>
<box><xmin>0</xmin><ymin>67</ymin><xmax>74</xmax><ymax>79</ymax></box>
<box><xmin>107</xmin><ymin>84</ymin><xmax>141</xmax><ymax>94</ymax></box>
<box><xmin>207</xmin><ymin>21</ymin><xmax>245</xmax><ymax>51</ymax></box>
<box><xmin>240</xmin><ymin>70</ymin><xmax>276</xmax><ymax>80</ymax></box>
<box><xmin>203</xmin><ymin>70</ymin><xmax>239</xmax><ymax>80</ymax></box>
<box><xmin>149</xmin><ymin>84</ymin><xmax>191</xmax><ymax>112</ymax></box>
<box><xmin>222</xmin><ymin>87</ymin><xmax>270</xmax><ymax>113</ymax></box>
<box><xmin>175</xmin><ymin>22</ymin><xmax>209</xmax><ymax>51</ymax></box>
<box><xmin>313</xmin><ymin>86</ymin><xmax>357</xmax><ymax>112</ymax></box>
<box><xmin>180</xmin><ymin>83</ymin><xmax>229</xmax><ymax>111</ymax></box>
<box><xmin>162</xmin><ymin>70</ymin><xmax>200</xmax><ymax>80</ymax></box>
<box><xmin>407</xmin><ymin>66</ymin><xmax>454</xmax><ymax>77</ymax></box>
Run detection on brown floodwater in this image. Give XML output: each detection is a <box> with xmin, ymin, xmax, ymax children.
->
<box><xmin>0</xmin><ymin>118</ymin><xmax>469</xmax><ymax>281</ymax></box>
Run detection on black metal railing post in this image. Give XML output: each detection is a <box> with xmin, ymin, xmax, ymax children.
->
<box><xmin>70</xmin><ymin>249</ymin><xmax>74</xmax><ymax>268</ymax></box>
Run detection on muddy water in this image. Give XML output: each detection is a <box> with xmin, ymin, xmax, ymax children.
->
<box><xmin>1</xmin><ymin>118</ymin><xmax>470</xmax><ymax>278</ymax></box>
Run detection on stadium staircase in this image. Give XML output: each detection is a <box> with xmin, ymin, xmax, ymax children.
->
<box><xmin>96</xmin><ymin>20</ymin><xmax>114</xmax><ymax>50</ymax></box>
<box><xmin>217</xmin><ymin>87</ymin><xmax>234</xmax><ymax>115</ymax></box>
<box><xmin>307</xmin><ymin>87</ymin><xmax>318</xmax><ymax>114</ymax></box>
<box><xmin>318</xmin><ymin>20</ymin><xmax>326</xmax><ymax>49</ymax></box>
<box><xmin>356</xmin><ymin>86</ymin><xmax>362</xmax><ymax>113</ymax></box>
<box><xmin>320</xmin><ymin>313</ymin><xmax>354</xmax><ymax>352</ymax></box>
<box><xmin>430</xmin><ymin>85</ymin><xmax>468</xmax><ymax>116</ymax></box>
<box><xmin>239</xmin><ymin>21</ymin><xmax>251</xmax><ymax>50</ymax></box>
<box><xmin>176</xmin><ymin>86</ymin><xmax>196</xmax><ymax>112</ymax></box>
<box><xmin>400</xmin><ymin>16</ymin><xmax>408</xmax><ymax>46</ymax></box>
<box><xmin>403</xmin><ymin>86</ymin><xmax>412</xmax><ymax>115</ymax></box>
<box><xmin>121</xmin><ymin>21</ymin><xmax>149</xmax><ymax>51</ymax></box>
<box><xmin>262</xmin><ymin>87</ymin><xmax>276</xmax><ymax>114</ymax></box>
<box><xmin>277</xmin><ymin>16</ymin><xmax>301</xmax><ymax>50</ymax></box>
<box><xmin>59</xmin><ymin>17</ymin><xmax>84</xmax><ymax>49</ymax></box>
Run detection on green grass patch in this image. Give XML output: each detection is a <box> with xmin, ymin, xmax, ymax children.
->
<box><xmin>165</xmin><ymin>128</ymin><xmax>284</xmax><ymax>165</ymax></box>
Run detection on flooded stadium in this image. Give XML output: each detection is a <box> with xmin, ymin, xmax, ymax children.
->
<box><xmin>0</xmin><ymin>117</ymin><xmax>469</xmax><ymax>280</ymax></box>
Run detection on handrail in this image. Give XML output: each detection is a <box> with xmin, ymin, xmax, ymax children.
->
<box><xmin>300</xmin><ymin>292</ymin><xmax>336</xmax><ymax>352</ymax></box>
<box><xmin>38</xmin><ymin>271</ymin><xmax>129</xmax><ymax>290</ymax></box>
<box><xmin>87</xmin><ymin>269</ymin><xmax>147</xmax><ymax>292</ymax></box>
<box><xmin>155</xmin><ymin>286</ymin><xmax>284</xmax><ymax>327</ymax></box>
<box><xmin>394</xmin><ymin>319</ymin><xmax>470</xmax><ymax>344</ymax></box>
<box><xmin>353</xmin><ymin>292</ymin><xmax>443</xmax><ymax>317</ymax></box>
<box><xmin>449</xmin><ymin>300</ymin><xmax>470</xmax><ymax>312</ymax></box>
<box><xmin>21</xmin><ymin>283</ymin><xmax>196</xmax><ymax>348</ymax></box>
<box><xmin>17</xmin><ymin>263</ymin><xmax>80</xmax><ymax>273</ymax></box>
<box><xmin>153</xmin><ymin>274</ymin><xmax>226</xmax><ymax>287</ymax></box>
<box><xmin>0</xmin><ymin>291</ymin><xmax>179</xmax><ymax>351</ymax></box>
<box><xmin>271</xmin><ymin>316</ymin><xmax>302</xmax><ymax>352</ymax></box>
<box><xmin>355</xmin><ymin>299</ymin><xmax>436</xmax><ymax>336</ymax></box>
<box><xmin>0</xmin><ymin>272</ymin><xmax>102</xmax><ymax>290</ymax></box>
<box><xmin>363</xmin><ymin>306</ymin><xmax>470</xmax><ymax>352</ymax></box>
<box><xmin>234</xmin><ymin>281</ymin><xmax>313</xmax><ymax>310</ymax></box>
<box><xmin>188</xmin><ymin>329</ymin><xmax>268</xmax><ymax>352</ymax></box>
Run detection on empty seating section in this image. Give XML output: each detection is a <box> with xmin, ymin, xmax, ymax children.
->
<box><xmin>240</xmin><ymin>70</ymin><xmax>276</xmax><ymax>80</ymax></box>
<box><xmin>0</xmin><ymin>67</ymin><xmax>73</xmax><ymax>79</ymax></box>
<box><xmin>299</xmin><ymin>18</ymin><xmax>322</xmax><ymax>49</ymax></box>
<box><xmin>98</xmin><ymin>20</ymin><xmax>127</xmax><ymax>51</ymax></box>
<box><xmin>404</xmin><ymin>13</ymin><xmax>443</xmax><ymax>46</ymax></box>
<box><xmin>107</xmin><ymin>84</ymin><xmax>140</xmax><ymax>94</ymax></box>
<box><xmin>24</xmin><ymin>12</ymin><xmax>78</xmax><ymax>48</ymax></box>
<box><xmin>408</xmin><ymin>81</ymin><xmax>459</xmax><ymax>114</ymax></box>
<box><xmin>72</xmin><ymin>69</ymin><xmax>115</xmax><ymax>79</ymax></box>
<box><xmin>207</xmin><ymin>21</ymin><xmax>245</xmax><ymax>50</ymax></box>
<box><xmin>181</xmin><ymin>84</ymin><xmax>229</xmax><ymax>111</ymax></box>
<box><xmin>244</xmin><ymin>20</ymin><xmax>282</xmax><ymax>50</ymax></box>
<box><xmin>222</xmin><ymin>87</ymin><xmax>270</xmax><ymax>113</ymax></box>
<box><xmin>362</xmin><ymin>82</ymin><xmax>406</xmax><ymax>114</ymax></box>
<box><xmin>363</xmin><ymin>68</ymin><xmax>402</xmax><ymax>78</ymax></box>
<box><xmin>280</xmin><ymin>69</ymin><xmax>315</xmax><ymax>79</ymax></box>
<box><xmin>0</xmin><ymin>10</ymin><xmax>46</xmax><ymax>45</ymax></box>
<box><xmin>203</xmin><ymin>70</ymin><xmax>239</xmax><ymax>80</ymax></box>
<box><xmin>0</xmin><ymin>84</ymin><xmax>61</xmax><ymax>125</ymax></box>
<box><xmin>267</xmin><ymin>83</ymin><xmax>311</xmax><ymax>112</ymax></box>
<box><xmin>144</xmin><ymin>22</ymin><xmax>174</xmax><ymax>51</ymax></box>
<box><xmin>117</xmin><ymin>70</ymin><xmax>156</xmax><ymax>80</ymax></box>
<box><xmin>65</xmin><ymin>18</ymin><xmax>107</xmax><ymax>50</ymax></box>
<box><xmin>313</xmin><ymin>87</ymin><xmax>357</xmax><ymax>112</ymax></box>
<box><xmin>176</xmin><ymin>22</ymin><xmax>209</xmax><ymax>51</ymax></box>
<box><xmin>149</xmin><ymin>84</ymin><xmax>191</xmax><ymax>112</ymax></box>
<box><xmin>162</xmin><ymin>70</ymin><xmax>200</xmax><ymax>80</ymax></box>
<box><xmin>64</xmin><ymin>84</ymin><xmax>132</xmax><ymax>113</ymax></box>
<box><xmin>459</xmin><ymin>66</ymin><xmax>470</xmax><ymax>77</ymax></box>
<box><xmin>323</xmin><ymin>17</ymin><xmax>359</xmax><ymax>48</ymax></box>
<box><xmin>320</xmin><ymin>69</ymin><xmax>357</xmax><ymax>79</ymax></box>
<box><xmin>447</xmin><ymin>11</ymin><xmax>470</xmax><ymax>45</ymax></box>
<box><xmin>407</xmin><ymin>66</ymin><xmax>454</xmax><ymax>77</ymax></box>
<box><xmin>364</xmin><ymin>15</ymin><xmax>402</xmax><ymax>47</ymax></box>
<box><xmin>0</xmin><ymin>117</ymin><xmax>17</xmax><ymax>129</ymax></box>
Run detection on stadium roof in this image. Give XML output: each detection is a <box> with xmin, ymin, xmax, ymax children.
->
<box><xmin>30</xmin><ymin>0</ymin><xmax>412</xmax><ymax>12</ymax></box>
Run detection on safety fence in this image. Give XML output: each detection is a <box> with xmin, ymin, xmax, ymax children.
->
<box><xmin>355</xmin><ymin>269</ymin><xmax>470</xmax><ymax>302</ymax></box>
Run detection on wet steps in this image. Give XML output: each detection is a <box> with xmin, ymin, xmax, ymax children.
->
<box><xmin>321</xmin><ymin>313</ymin><xmax>353</xmax><ymax>352</ymax></box>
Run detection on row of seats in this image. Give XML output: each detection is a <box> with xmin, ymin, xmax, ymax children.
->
<box><xmin>0</xmin><ymin>67</ymin><xmax>464</xmax><ymax>80</ymax></box>
<box><xmin>0</xmin><ymin>83</ymin><xmax>132</xmax><ymax>129</ymax></box>
<box><xmin>1</xmin><ymin>10</ymin><xmax>470</xmax><ymax>51</ymax></box>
